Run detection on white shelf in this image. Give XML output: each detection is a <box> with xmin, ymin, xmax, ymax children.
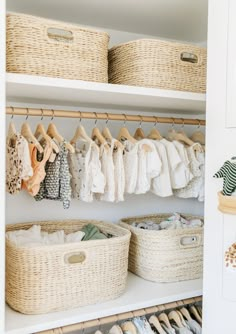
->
<box><xmin>6</xmin><ymin>73</ymin><xmax>206</xmax><ymax>114</ymax></box>
<box><xmin>5</xmin><ymin>272</ymin><xmax>202</xmax><ymax>334</ymax></box>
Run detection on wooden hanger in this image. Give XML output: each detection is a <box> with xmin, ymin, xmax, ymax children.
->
<box><xmin>35</xmin><ymin>113</ymin><xmax>59</xmax><ymax>153</ymax></box>
<box><xmin>149</xmin><ymin>315</ymin><xmax>166</xmax><ymax>334</ymax></box>
<box><xmin>47</xmin><ymin>122</ymin><xmax>75</xmax><ymax>153</ymax></box>
<box><xmin>70</xmin><ymin>111</ymin><xmax>93</xmax><ymax>145</ymax></box>
<box><xmin>102</xmin><ymin>113</ymin><xmax>124</xmax><ymax>150</ymax></box>
<box><xmin>91</xmin><ymin>112</ymin><xmax>109</xmax><ymax>150</ymax></box>
<box><xmin>120</xmin><ymin>321</ymin><xmax>137</xmax><ymax>334</ymax></box>
<box><xmin>168</xmin><ymin>128</ymin><xmax>203</xmax><ymax>152</ymax></box>
<box><xmin>21</xmin><ymin>109</ymin><xmax>44</xmax><ymax>153</ymax></box>
<box><xmin>148</xmin><ymin>117</ymin><xmax>163</xmax><ymax>140</ymax></box>
<box><xmin>109</xmin><ymin>325</ymin><xmax>123</xmax><ymax>334</ymax></box>
<box><xmin>196</xmin><ymin>305</ymin><xmax>202</xmax><ymax>317</ymax></box>
<box><xmin>117</xmin><ymin>114</ymin><xmax>137</xmax><ymax>145</ymax></box>
<box><xmin>168</xmin><ymin>310</ymin><xmax>184</xmax><ymax>328</ymax></box>
<box><xmin>158</xmin><ymin>313</ymin><xmax>173</xmax><ymax>330</ymax></box>
<box><xmin>189</xmin><ymin>305</ymin><xmax>202</xmax><ymax>324</ymax></box>
<box><xmin>180</xmin><ymin>307</ymin><xmax>192</xmax><ymax>321</ymax></box>
<box><xmin>176</xmin><ymin>310</ymin><xmax>188</xmax><ymax>328</ymax></box>
<box><xmin>134</xmin><ymin>115</ymin><xmax>145</xmax><ymax>140</ymax></box>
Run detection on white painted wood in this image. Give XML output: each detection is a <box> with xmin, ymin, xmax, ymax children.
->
<box><xmin>6</xmin><ymin>0</ymin><xmax>208</xmax><ymax>43</ymax></box>
<box><xmin>5</xmin><ymin>272</ymin><xmax>202</xmax><ymax>334</ymax></box>
<box><xmin>0</xmin><ymin>0</ymin><xmax>6</xmax><ymax>333</ymax></box>
<box><xmin>226</xmin><ymin>0</ymin><xmax>236</xmax><ymax>127</ymax></box>
<box><xmin>203</xmin><ymin>0</ymin><xmax>236</xmax><ymax>333</ymax></box>
<box><xmin>6</xmin><ymin>74</ymin><xmax>206</xmax><ymax>114</ymax></box>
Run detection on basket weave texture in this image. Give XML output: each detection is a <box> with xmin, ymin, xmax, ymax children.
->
<box><xmin>7</xmin><ymin>13</ymin><xmax>110</xmax><ymax>82</ymax></box>
<box><xmin>6</xmin><ymin>220</ymin><xmax>130</xmax><ymax>315</ymax></box>
<box><xmin>120</xmin><ymin>214</ymin><xmax>204</xmax><ymax>283</ymax></box>
<box><xmin>109</xmin><ymin>39</ymin><xmax>207</xmax><ymax>93</ymax></box>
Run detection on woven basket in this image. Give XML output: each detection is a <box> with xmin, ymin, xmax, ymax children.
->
<box><xmin>6</xmin><ymin>220</ymin><xmax>130</xmax><ymax>314</ymax></box>
<box><xmin>218</xmin><ymin>191</ymin><xmax>236</xmax><ymax>214</ymax></box>
<box><xmin>7</xmin><ymin>13</ymin><xmax>109</xmax><ymax>82</ymax></box>
<box><xmin>109</xmin><ymin>39</ymin><xmax>207</xmax><ymax>93</ymax></box>
<box><xmin>120</xmin><ymin>214</ymin><xmax>204</xmax><ymax>283</ymax></box>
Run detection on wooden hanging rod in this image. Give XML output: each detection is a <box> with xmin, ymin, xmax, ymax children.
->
<box><xmin>6</xmin><ymin>107</ymin><xmax>206</xmax><ymax>126</ymax></box>
<box><xmin>36</xmin><ymin>296</ymin><xmax>202</xmax><ymax>334</ymax></box>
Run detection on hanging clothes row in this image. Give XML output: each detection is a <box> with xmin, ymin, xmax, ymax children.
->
<box><xmin>37</xmin><ymin>297</ymin><xmax>202</xmax><ymax>334</ymax></box>
<box><xmin>6</xmin><ymin>109</ymin><xmax>205</xmax><ymax>209</ymax></box>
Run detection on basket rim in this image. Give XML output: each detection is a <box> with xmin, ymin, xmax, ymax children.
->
<box><xmin>7</xmin><ymin>11</ymin><xmax>110</xmax><ymax>38</ymax></box>
<box><xmin>120</xmin><ymin>213</ymin><xmax>204</xmax><ymax>234</ymax></box>
<box><xmin>6</xmin><ymin>219</ymin><xmax>131</xmax><ymax>250</ymax></box>
<box><xmin>109</xmin><ymin>38</ymin><xmax>207</xmax><ymax>52</ymax></box>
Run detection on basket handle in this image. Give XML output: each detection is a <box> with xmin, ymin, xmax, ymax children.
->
<box><xmin>47</xmin><ymin>27</ymin><xmax>74</xmax><ymax>43</ymax></box>
<box><xmin>180</xmin><ymin>52</ymin><xmax>198</xmax><ymax>64</ymax></box>
<box><xmin>179</xmin><ymin>235</ymin><xmax>201</xmax><ymax>249</ymax></box>
<box><xmin>64</xmin><ymin>251</ymin><xmax>86</xmax><ymax>264</ymax></box>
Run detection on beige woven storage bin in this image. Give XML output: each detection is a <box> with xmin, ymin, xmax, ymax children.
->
<box><xmin>109</xmin><ymin>39</ymin><xmax>207</xmax><ymax>93</ymax></box>
<box><xmin>6</xmin><ymin>220</ymin><xmax>130</xmax><ymax>315</ymax></box>
<box><xmin>120</xmin><ymin>214</ymin><xmax>204</xmax><ymax>283</ymax></box>
<box><xmin>7</xmin><ymin>13</ymin><xmax>109</xmax><ymax>82</ymax></box>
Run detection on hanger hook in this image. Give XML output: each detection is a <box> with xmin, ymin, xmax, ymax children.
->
<box><xmin>154</xmin><ymin>116</ymin><xmax>158</xmax><ymax>128</ymax></box>
<box><xmin>181</xmin><ymin>118</ymin><xmax>185</xmax><ymax>129</ymax></box>
<box><xmin>51</xmin><ymin>109</ymin><xmax>55</xmax><ymax>121</ymax></box>
<box><xmin>197</xmin><ymin>119</ymin><xmax>201</xmax><ymax>129</ymax></box>
<box><xmin>82</xmin><ymin>322</ymin><xmax>85</xmax><ymax>334</ymax></box>
<box><xmin>93</xmin><ymin>112</ymin><xmax>98</xmax><ymax>125</ymax></box>
<box><xmin>79</xmin><ymin>111</ymin><xmax>82</xmax><ymax>123</ymax></box>
<box><xmin>98</xmin><ymin>318</ymin><xmax>101</xmax><ymax>331</ymax></box>
<box><xmin>105</xmin><ymin>112</ymin><xmax>109</xmax><ymax>125</ymax></box>
<box><xmin>10</xmin><ymin>106</ymin><xmax>14</xmax><ymax>120</ymax></box>
<box><xmin>123</xmin><ymin>113</ymin><xmax>127</xmax><ymax>126</ymax></box>
<box><xmin>139</xmin><ymin>115</ymin><xmax>143</xmax><ymax>128</ymax></box>
<box><xmin>40</xmin><ymin>109</ymin><xmax>44</xmax><ymax>121</ymax></box>
<box><xmin>25</xmin><ymin>108</ymin><xmax>29</xmax><ymax>121</ymax></box>
<box><xmin>171</xmin><ymin>117</ymin><xmax>175</xmax><ymax>128</ymax></box>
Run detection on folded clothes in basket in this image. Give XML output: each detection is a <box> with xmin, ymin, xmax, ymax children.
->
<box><xmin>6</xmin><ymin>223</ymin><xmax>109</xmax><ymax>247</ymax></box>
<box><xmin>132</xmin><ymin>213</ymin><xmax>203</xmax><ymax>231</ymax></box>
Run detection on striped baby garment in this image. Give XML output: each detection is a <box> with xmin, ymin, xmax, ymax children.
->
<box><xmin>214</xmin><ymin>160</ymin><xmax>236</xmax><ymax>196</ymax></box>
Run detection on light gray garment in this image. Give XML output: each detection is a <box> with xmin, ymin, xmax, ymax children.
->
<box><xmin>186</xmin><ymin>320</ymin><xmax>201</xmax><ymax>334</ymax></box>
<box><xmin>132</xmin><ymin>317</ymin><xmax>155</xmax><ymax>334</ymax></box>
<box><xmin>161</xmin><ymin>324</ymin><xmax>176</xmax><ymax>334</ymax></box>
<box><xmin>172</xmin><ymin>326</ymin><xmax>193</xmax><ymax>334</ymax></box>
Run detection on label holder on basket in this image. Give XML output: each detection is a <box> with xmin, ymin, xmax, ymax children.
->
<box><xmin>64</xmin><ymin>251</ymin><xmax>87</xmax><ymax>265</ymax></box>
<box><xmin>46</xmin><ymin>27</ymin><xmax>74</xmax><ymax>44</ymax></box>
<box><xmin>180</xmin><ymin>52</ymin><xmax>199</xmax><ymax>64</ymax></box>
<box><xmin>179</xmin><ymin>235</ymin><xmax>201</xmax><ymax>249</ymax></box>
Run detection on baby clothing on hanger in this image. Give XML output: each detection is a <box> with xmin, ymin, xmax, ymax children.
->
<box><xmin>151</xmin><ymin>140</ymin><xmax>173</xmax><ymax>197</ymax></box>
<box><xmin>160</xmin><ymin>138</ymin><xmax>184</xmax><ymax>190</ymax></box>
<box><xmin>186</xmin><ymin>320</ymin><xmax>201</xmax><ymax>334</ymax></box>
<box><xmin>132</xmin><ymin>316</ymin><xmax>155</xmax><ymax>334</ymax></box>
<box><xmin>174</xmin><ymin>144</ymin><xmax>203</xmax><ymax>200</ymax></box>
<box><xmin>161</xmin><ymin>324</ymin><xmax>176</xmax><ymax>334</ymax></box>
<box><xmin>68</xmin><ymin>140</ymin><xmax>105</xmax><ymax>202</ymax></box>
<box><xmin>6</xmin><ymin>133</ymin><xmax>33</xmax><ymax>194</ymax></box>
<box><xmin>172</xmin><ymin>326</ymin><xmax>193</xmax><ymax>334</ymax></box>
<box><xmin>122</xmin><ymin>139</ymin><xmax>139</xmax><ymax>194</ymax></box>
<box><xmin>99</xmin><ymin>139</ymin><xmax>115</xmax><ymax>202</ymax></box>
<box><xmin>135</xmin><ymin>139</ymin><xmax>162</xmax><ymax>195</ymax></box>
<box><xmin>213</xmin><ymin>160</ymin><xmax>236</xmax><ymax>196</ymax></box>
<box><xmin>22</xmin><ymin>141</ymin><xmax>52</xmax><ymax>196</ymax></box>
<box><xmin>35</xmin><ymin>140</ymin><xmax>71</xmax><ymax>209</ymax></box>
<box><xmin>172</xmin><ymin>140</ymin><xmax>193</xmax><ymax>187</ymax></box>
<box><xmin>112</xmin><ymin>142</ymin><xmax>125</xmax><ymax>202</ymax></box>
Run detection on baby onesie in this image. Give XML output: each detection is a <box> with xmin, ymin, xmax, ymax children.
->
<box><xmin>174</xmin><ymin>145</ymin><xmax>203</xmax><ymax>199</ymax></box>
<box><xmin>6</xmin><ymin>133</ymin><xmax>33</xmax><ymax>194</ymax></box>
<box><xmin>213</xmin><ymin>160</ymin><xmax>236</xmax><ymax>196</ymax></box>
<box><xmin>113</xmin><ymin>143</ymin><xmax>125</xmax><ymax>202</ymax></box>
<box><xmin>160</xmin><ymin>138</ymin><xmax>183</xmax><ymax>190</ymax></box>
<box><xmin>99</xmin><ymin>140</ymin><xmax>115</xmax><ymax>202</ymax></box>
<box><xmin>135</xmin><ymin>139</ymin><xmax>161</xmax><ymax>194</ymax></box>
<box><xmin>173</xmin><ymin>140</ymin><xmax>193</xmax><ymax>187</ymax></box>
<box><xmin>151</xmin><ymin>140</ymin><xmax>173</xmax><ymax>197</ymax></box>
<box><xmin>22</xmin><ymin>141</ymin><xmax>52</xmax><ymax>196</ymax></box>
<box><xmin>122</xmin><ymin>139</ymin><xmax>138</xmax><ymax>194</ymax></box>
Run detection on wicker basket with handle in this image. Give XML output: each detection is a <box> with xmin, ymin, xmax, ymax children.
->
<box><xmin>120</xmin><ymin>213</ymin><xmax>204</xmax><ymax>283</ymax></box>
<box><xmin>109</xmin><ymin>39</ymin><xmax>207</xmax><ymax>93</ymax></box>
<box><xmin>6</xmin><ymin>220</ymin><xmax>130</xmax><ymax>314</ymax></box>
<box><xmin>7</xmin><ymin>13</ymin><xmax>109</xmax><ymax>82</ymax></box>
